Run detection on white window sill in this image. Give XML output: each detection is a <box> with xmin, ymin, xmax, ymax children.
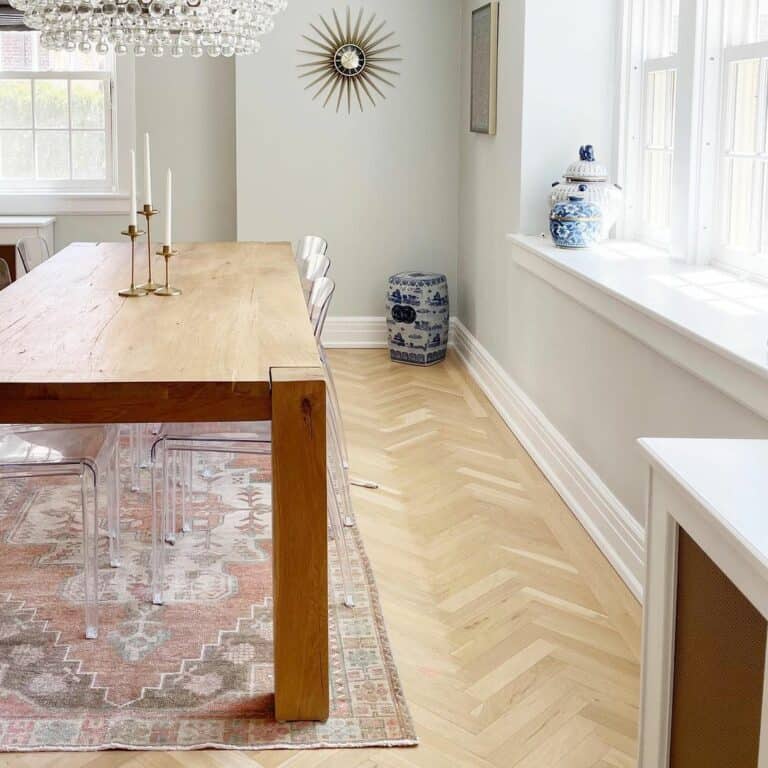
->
<box><xmin>0</xmin><ymin>193</ymin><xmax>129</xmax><ymax>216</ymax></box>
<box><xmin>507</xmin><ymin>233</ymin><xmax>768</xmax><ymax>421</ymax></box>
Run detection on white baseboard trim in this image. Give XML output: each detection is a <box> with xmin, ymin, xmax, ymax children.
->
<box><xmin>322</xmin><ymin>317</ymin><xmax>388</xmax><ymax>348</ymax></box>
<box><xmin>450</xmin><ymin>319</ymin><xmax>645</xmax><ymax>601</ymax></box>
<box><xmin>322</xmin><ymin>315</ymin><xmax>644</xmax><ymax>600</ymax></box>
<box><xmin>322</xmin><ymin>316</ymin><xmax>458</xmax><ymax>348</ymax></box>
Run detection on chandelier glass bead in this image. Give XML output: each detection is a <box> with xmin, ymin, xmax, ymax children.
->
<box><xmin>9</xmin><ymin>0</ymin><xmax>287</xmax><ymax>57</ymax></box>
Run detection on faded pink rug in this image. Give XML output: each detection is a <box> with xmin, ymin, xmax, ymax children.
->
<box><xmin>0</xmin><ymin>448</ymin><xmax>416</xmax><ymax>751</ymax></box>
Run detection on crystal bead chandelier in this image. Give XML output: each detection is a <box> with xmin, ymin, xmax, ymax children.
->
<box><xmin>9</xmin><ymin>0</ymin><xmax>287</xmax><ymax>57</ymax></box>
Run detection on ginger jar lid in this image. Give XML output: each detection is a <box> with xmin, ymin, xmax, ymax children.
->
<box><xmin>564</xmin><ymin>145</ymin><xmax>609</xmax><ymax>182</ymax></box>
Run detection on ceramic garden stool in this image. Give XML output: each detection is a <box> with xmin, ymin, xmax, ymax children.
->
<box><xmin>387</xmin><ymin>272</ymin><xmax>449</xmax><ymax>366</ymax></box>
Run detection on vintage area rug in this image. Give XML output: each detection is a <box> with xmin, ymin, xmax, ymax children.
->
<box><xmin>0</xmin><ymin>447</ymin><xmax>416</xmax><ymax>751</ymax></box>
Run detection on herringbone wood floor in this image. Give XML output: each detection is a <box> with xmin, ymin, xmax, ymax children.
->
<box><xmin>4</xmin><ymin>350</ymin><xmax>641</xmax><ymax>768</ymax></box>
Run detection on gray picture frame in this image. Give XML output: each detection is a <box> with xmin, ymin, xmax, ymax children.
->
<box><xmin>470</xmin><ymin>1</ymin><xmax>499</xmax><ymax>135</ymax></box>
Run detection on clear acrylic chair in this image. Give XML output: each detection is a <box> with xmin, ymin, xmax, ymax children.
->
<box><xmin>0</xmin><ymin>425</ymin><xmax>121</xmax><ymax>639</ymax></box>
<box><xmin>307</xmin><ymin>277</ymin><xmax>354</xmax><ymax>514</ymax></box>
<box><xmin>303</xmin><ymin>251</ymin><xmax>331</xmax><ymax>282</ymax></box>
<box><xmin>304</xmin><ymin>277</ymin><xmax>355</xmax><ymax>524</ymax></box>
<box><xmin>149</xmin><ymin>428</ymin><xmax>356</xmax><ymax>610</ymax></box>
<box><xmin>0</xmin><ymin>260</ymin><xmax>10</xmax><ymax>290</ymax></box>
<box><xmin>309</xmin><ymin>277</ymin><xmax>358</xmax><ymax>521</ymax></box>
<box><xmin>15</xmin><ymin>236</ymin><xmax>51</xmax><ymax>275</ymax></box>
<box><xmin>295</xmin><ymin>235</ymin><xmax>328</xmax><ymax>266</ymax></box>
<box><xmin>149</xmin><ymin>278</ymin><xmax>357</xmax><ymax>608</ymax></box>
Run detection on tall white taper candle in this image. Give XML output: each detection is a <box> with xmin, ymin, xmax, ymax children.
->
<box><xmin>129</xmin><ymin>149</ymin><xmax>137</xmax><ymax>228</ymax></box>
<box><xmin>143</xmin><ymin>133</ymin><xmax>152</xmax><ymax>209</ymax></box>
<box><xmin>164</xmin><ymin>169</ymin><xmax>172</xmax><ymax>248</ymax></box>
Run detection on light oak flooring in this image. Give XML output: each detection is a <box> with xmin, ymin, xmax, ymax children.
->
<box><xmin>3</xmin><ymin>350</ymin><xmax>642</xmax><ymax>768</ymax></box>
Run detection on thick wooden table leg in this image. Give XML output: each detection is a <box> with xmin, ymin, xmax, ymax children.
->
<box><xmin>270</xmin><ymin>367</ymin><xmax>329</xmax><ymax>721</ymax></box>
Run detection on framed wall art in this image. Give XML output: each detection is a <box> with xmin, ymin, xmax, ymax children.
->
<box><xmin>470</xmin><ymin>2</ymin><xmax>499</xmax><ymax>135</ymax></box>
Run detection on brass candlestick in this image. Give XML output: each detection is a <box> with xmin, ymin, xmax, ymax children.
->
<box><xmin>154</xmin><ymin>245</ymin><xmax>181</xmax><ymax>296</ymax></box>
<box><xmin>118</xmin><ymin>225</ymin><xmax>148</xmax><ymax>297</ymax></box>
<box><xmin>138</xmin><ymin>204</ymin><xmax>160</xmax><ymax>292</ymax></box>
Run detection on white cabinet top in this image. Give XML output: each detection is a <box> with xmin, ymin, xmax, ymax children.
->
<box><xmin>640</xmin><ymin>438</ymin><xmax>768</xmax><ymax>612</ymax></box>
<box><xmin>0</xmin><ymin>216</ymin><xmax>55</xmax><ymax>228</ymax></box>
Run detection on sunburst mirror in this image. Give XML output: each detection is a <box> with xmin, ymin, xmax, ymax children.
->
<box><xmin>298</xmin><ymin>7</ymin><xmax>401</xmax><ymax>114</ymax></box>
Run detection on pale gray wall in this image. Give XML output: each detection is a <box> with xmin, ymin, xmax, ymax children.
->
<box><xmin>459</xmin><ymin>0</ymin><xmax>525</xmax><ymax>357</ymax></box>
<box><xmin>235</xmin><ymin>0</ymin><xmax>462</xmax><ymax>316</ymax></box>
<box><xmin>518</xmin><ymin>1</ymin><xmax>619</xmax><ymax>234</ymax></box>
<box><xmin>457</xmin><ymin>0</ymin><xmax>768</xmax><ymax>525</ymax></box>
<box><xmin>55</xmin><ymin>55</ymin><xmax>236</xmax><ymax>249</ymax></box>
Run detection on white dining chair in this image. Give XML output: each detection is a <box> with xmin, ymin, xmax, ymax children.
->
<box><xmin>0</xmin><ymin>424</ymin><xmax>121</xmax><ymax>639</ymax></box>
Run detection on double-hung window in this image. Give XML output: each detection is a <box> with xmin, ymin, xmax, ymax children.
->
<box><xmin>642</xmin><ymin>0</ymin><xmax>679</xmax><ymax>245</ymax></box>
<box><xmin>718</xmin><ymin>1</ymin><xmax>768</xmax><ymax>276</ymax></box>
<box><xmin>0</xmin><ymin>31</ymin><xmax>113</xmax><ymax>190</ymax></box>
<box><xmin>0</xmin><ymin>25</ymin><xmax>135</xmax><ymax>213</ymax></box>
<box><xmin>621</xmin><ymin>0</ymin><xmax>768</xmax><ymax>279</ymax></box>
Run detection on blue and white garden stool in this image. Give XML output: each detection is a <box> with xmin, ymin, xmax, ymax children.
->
<box><xmin>387</xmin><ymin>272</ymin><xmax>449</xmax><ymax>366</ymax></box>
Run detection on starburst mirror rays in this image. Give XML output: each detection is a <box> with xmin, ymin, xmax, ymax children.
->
<box><xmin>298</xmin><ymin>7</ymin><xmax>401</xmax><ymax>113</ymax></box>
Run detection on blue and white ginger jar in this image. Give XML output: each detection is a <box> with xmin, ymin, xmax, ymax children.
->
<box><xmin>387</xmin><ymin>272</ymin><xmax>449</xmax><ymax>366</ymax></box>
<box><xmin>549</xmin><ymin>188</ymin><xmax>602</xmax><ymax>249</ymax></box>
<box><xmin>550</xmin><ymin>145</ymin><xmax>623</xmax><ymax>240</ymax></box>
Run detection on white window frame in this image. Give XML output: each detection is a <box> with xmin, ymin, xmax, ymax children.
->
<box><xmin>618</xmin><ymin>0</ymin><xmax>768</xmax><ymax>275</ymax></box>
<box><xmin>641</xmin><ymin>58</ymin><xmax>678</xmax><ymax>246</ymax></box>
<box><xmin>713</xmin><ymin>38</ymin><xmax>768</xmax><ymax>278</ymax></box>
<box><xmin>0</xmin><ymin>69</ymin><xmax>114</xmax><ymax>193</ymax></box>
<box><xmin>0</xmin><ymin>34</ymin><xmax>134</xmax><ymax>215</ymax></box>
<box><xmin>619</xmin><ymin>0</ymin><xmax>688</xmax><ymax>253</ymax></box>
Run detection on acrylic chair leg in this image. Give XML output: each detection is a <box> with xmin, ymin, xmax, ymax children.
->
<box><xmin>172</xmin><ymin>452</ymin><xmax>179</xmax><ymax>539</ymax></box>
<box><xmin>324</xmin><ymin>355</ymin><xmax>351</xmax><ymax>471</ymax></box>
<box><xmin>322</xmin><ymin>347</ymin><xmax>379</xmax><ymax>490</ymax></box>
<box><xmin>129</xmin><ymin>425</ymin><xmax>140</xmax><ymax>492</ymax></box>
<box><xmin>328</xmin><ymin>410</ymin><xmax>356</xmax><ymax>529</ymax></box>
<box><xmin>150</xmin><ymin>443</ymin><xmax>165</xmax><ymax>605</ymax></box>
<box><xmin>327</xmin><ymin>468</ymin><xmax>354</xmax><ymax>609</ymax></box>
<box><xmin>139</xmin><ymin>424</ymin><xmax>150</xmax><ymax>469</ymax></box>
<box><xmin>107</xmin><ymin>443</ymin><xmax>121</xmax><ymax>567</ymax></box>
<box><xmin>164</xmin><ymin>447</ymin><xmax>176</xmax><ymax>544</ymax></box>
<box><xmin>181</xmin><ymin>451</ymin><xmax>192</xmax><ymax>533</ymax></box>
<box><xmin>180</xmin><ymin>450</ymin><xmax>187</xmax><ymax>535</ymax></box>
<box><xmin>81</xmin><ymin>464</ymin><xmax>99</xmax><ymax>639</ymax></box>
<box><xmin>171</xmin><ymin>451</ymin><xmax>177</xmax><ymax>540</ymax></box>
<box><xmin>339</xmin><ymin>478</ymin><xmax>356</xmax><ymax>529</ymax></box>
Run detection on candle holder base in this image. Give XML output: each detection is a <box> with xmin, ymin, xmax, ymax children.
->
<box><xmin>138</xmin><ymin>280</ymin><xmax>162</xmax><ymax>292</ymax></box>
<box><xmin>119</xmin><ymin>286</ymin><xmax>149</xmax><ymax>298</ymax></box>
<box><xmin>154</xmin><ymin>285</ymin><xmax>182</xmax><ymax>297</ymax></box>
<box><xmin>154</xmin><ymin>246</ymin><xmax>181</xmax><ymax>297</ymax></box>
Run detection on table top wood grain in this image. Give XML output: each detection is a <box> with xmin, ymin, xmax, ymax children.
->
<box><xmin>0</xmin><ymin>241</ymin><xmax>322</xmax><ymax>423</ymax></box>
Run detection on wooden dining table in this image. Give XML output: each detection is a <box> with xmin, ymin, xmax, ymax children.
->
<box><xmin>0</xmin><ymin>241</ymin><xmax>329</xmax><ymax>722</ymax></box>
